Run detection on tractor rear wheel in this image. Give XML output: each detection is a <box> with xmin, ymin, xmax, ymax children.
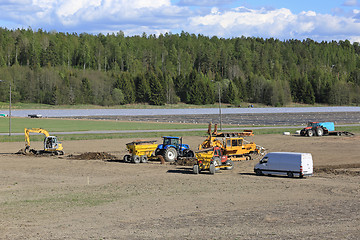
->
<box><xmin>164</xmin><ymin>147</ymin><xmax>177</xmax><ymax>162</ymax></box>
<box><xmin>316</xmin><ymin>127</ymin><xmax>324</xmax><ymax>136</ymax></box>
<box><xmin>183</xmin><ymin>149</ymin><xmax>195</xmax><ymax>157</ymax></box>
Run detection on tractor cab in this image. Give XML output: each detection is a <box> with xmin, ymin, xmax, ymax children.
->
<box><xmin>163</xmin><ymin>136</ymin><xmax>180</xmax><ymax>148</ymax></box>
<box><xmin>306</xmin><ymin>122</ymin><xmax>320</xmax><ymax>128</ymax></box>
<box><xmin>161</xmin><ymin>136</ymin><xmax>190</xmax><ymax>153</ymax></box>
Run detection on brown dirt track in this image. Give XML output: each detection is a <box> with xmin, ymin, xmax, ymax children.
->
<box><xmin>1</xmin><ymin>134</ymin><xmax>359</xmax><ymax>239</ymax></box>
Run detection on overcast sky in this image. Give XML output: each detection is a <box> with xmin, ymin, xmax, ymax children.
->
<box><xmin>0</xmin><ymin>0</ymin><xmax>360</xmax><ymax>42</ymax></box>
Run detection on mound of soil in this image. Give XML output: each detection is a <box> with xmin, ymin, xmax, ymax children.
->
<box><xmin>175</xmin><ymin>157</ymin><xmax>197</xmax><ymax>166</ymax></box>
<box><xmin>68</xmin><ymin>152</ymin><xmax>117</xmax><ymax>160</ymax></box>
<box><xmin>314</xmin><ymin>163</ymin><xmax>360</xmax><ymax>176</ymax></box>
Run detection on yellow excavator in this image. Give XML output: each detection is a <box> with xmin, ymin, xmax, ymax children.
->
<box><xmin>24</xmin><ymin>128</ymin><xmax>64</xmax><ymax>155</ymax></box>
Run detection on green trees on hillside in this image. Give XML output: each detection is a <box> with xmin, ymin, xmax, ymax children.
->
<box><xmin>0</xmin><ymin>28</ymin><xmax>359</xmax><ymax>106</ymax></box>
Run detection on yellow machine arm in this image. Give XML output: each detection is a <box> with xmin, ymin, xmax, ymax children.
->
<box><xmin>24</xmin><ymin>128</ymin><xmax>50</xmax><ymax>149</ymax></box>
<box><xmin>199</xmin><ymin>124</ymin><xmax>224</xmax><ymax>150</ymax></box>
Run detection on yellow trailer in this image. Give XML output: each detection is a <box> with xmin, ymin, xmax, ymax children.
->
<box><xmin>124</xmin><ymin>140</ymin><xmax>158</xmax><ymax>164</ymax></box>
<box><xmin>193</xmin><ymin>146</ymin><xmax>234</xmax><ymax>174</ymax></box>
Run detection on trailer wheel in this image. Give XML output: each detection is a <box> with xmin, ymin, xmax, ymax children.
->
<box><xmin>287</xmin><ymin>172</ymin><xmax>294</xmax><ymax>178</ymax></box>
<box><xmin>209</xmin><ymin>164</ymin><xmax>216</xmax><ymax>174</ymax></box>
<box><xmin>164</xmin><ymin>147</ymin><xmax>177</xmax><ymax>162</ymax></box>
<box><xmin>307</xmin><ymin>129</ymin><xmax>314</xmax><ymax>137</ymax></box>
<box><xmin>140</xmin><ymin>155</ymin><xmax>148</xmax><ymax>163</ymax></box>
<box><xmin>316</xmin><ymin>127</ymin><xmax>323</xmax><ymax>136</ymax></box>
<box><xmin>193</xmin><ymin>164</ymin><xmax>200</xmax><ymax>174</ymax></box>
<box><xmin>225</xmin><ymin>160</ymin><xmax>234</xmax><ymax>170</ymax></box>
<box><xmin>132</xmin><ymin>155</ymin><xmax>140</xmax><ymax>164</ymax></box>
<box><xmin>123</xmin><ymin>154</ymin><xmax>131</xmax><ymax>162</ymax></box>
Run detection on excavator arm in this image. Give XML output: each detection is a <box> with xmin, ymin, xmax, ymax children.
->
<box><xmin>24</xmin><ymin>128</ymin><xmax>50</xmax><ymax>149</ymax></box>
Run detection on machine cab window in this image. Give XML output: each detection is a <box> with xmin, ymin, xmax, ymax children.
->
<box><xmin>226</xmin><ymin>139</ymin><xmax>231</xmax><ymax>147</ymax></box>
<box><xmin>214</xmin><ymin>148</ymin><xmax>220</xmax><ymax>156</ymax></box>
<box><xmin>260</xmin><ymin>157</ymin><xmax>268</xmax><ymax>164</ymax></box>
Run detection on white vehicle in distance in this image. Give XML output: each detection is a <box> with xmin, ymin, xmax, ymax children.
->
<box><xmin>254</xmin><ymin>152</ymin><xmax>313</xmax><ymax>178</ymax></box>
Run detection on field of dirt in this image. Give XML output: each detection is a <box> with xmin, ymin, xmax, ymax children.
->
<box><xmin>1</xmin><ymin>134</ymin><xmax>359</xmax><ymax>239</ymax></box>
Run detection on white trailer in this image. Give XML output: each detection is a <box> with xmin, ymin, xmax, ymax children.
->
<box><xmin>254</xmin><ymin>152</ymin><xmax>313</xmax><ymax>178</ymax></box>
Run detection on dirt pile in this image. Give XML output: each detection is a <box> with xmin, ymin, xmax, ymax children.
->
<box><xmin>16</xmin><ymin>148</ymin><xmax>30</xmax><ymax>155</ymax></box>
<box><xmin>175</xmin><ymin>157</ymin><xmax>197</xmax><ymax>166</ymax></box>
<box><xmin>314</xmin><ymin>163</ymin><xmax>360</xmax><ymax>176</ymax></box>
<box><xmin>68</xmin><ymin>152</ymin><xmax>117</xmax><ymax>160</ymax></box>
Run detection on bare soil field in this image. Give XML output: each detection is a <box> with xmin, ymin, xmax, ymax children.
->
<box><xmin>1</xmin><ymin>134</ymin><xmax>359</xmax><ymax>239</ymax></box>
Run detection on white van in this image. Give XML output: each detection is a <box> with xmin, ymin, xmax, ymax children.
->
<box><xmin>254</xmin><ymin>152</ymin><xmax>313</xmax><ymax>178</ymax></box>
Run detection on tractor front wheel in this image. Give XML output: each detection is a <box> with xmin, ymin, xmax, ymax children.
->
<box><xmin>307</xmin><ymin>129</ymin><xmax>314</xmax><ymax>137</ymax></box>
<box><xmin>183</xmin><ymin>149</ymin><xmax>195</xmax><ymax>157</ymax></box>
<box><xmin>164</xmin><ymin>147</ymin><xmax>177</xmax><ymax>162</ymax></box>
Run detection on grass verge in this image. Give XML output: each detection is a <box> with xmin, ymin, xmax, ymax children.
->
<box><xmin>1</xmin><ymin>125</ymin><xmax>359</xmax><ymax>143</ymax></box>
<box><xmin>0</xmin><ymin>117</ymin><xmax>217</xmax><ymax>133</ymax></box>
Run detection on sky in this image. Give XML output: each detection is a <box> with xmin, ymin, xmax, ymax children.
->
<box><xmin>0</xmin><ymin>0</ymin><xmax>360</xmax><ymax>42</ymax></box>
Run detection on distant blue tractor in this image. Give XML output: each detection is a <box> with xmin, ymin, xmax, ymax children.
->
<box><xmin>155</xmin><ymin>136</ymin><xmax>195</xmax><ymax>162</ymax></box>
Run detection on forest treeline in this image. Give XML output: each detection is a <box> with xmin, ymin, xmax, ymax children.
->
<box><xmin>0</xmin><ymin>28</ymin><xmax>359</xmax><ymax>106</ymax></box>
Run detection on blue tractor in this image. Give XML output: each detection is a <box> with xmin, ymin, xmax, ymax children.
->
<box><xmin>155</xmin><ymin>136</ymin><xmax>195</xmax><ymax>162</ymax></box>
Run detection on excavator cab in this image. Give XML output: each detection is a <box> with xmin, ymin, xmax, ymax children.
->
<box><xmin>44</xmin><ymin>136</ymin><xmax>60</xmax><ymax>150</ymax></box>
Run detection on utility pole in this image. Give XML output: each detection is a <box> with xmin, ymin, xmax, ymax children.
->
<box><xmin>218</xmin><ymin>82</ymin><xmax>222</xmax><ymax>131</ymax></box>
<box><xmin>9</xmin><ymin>81</ymin><xmax>11</xmax><ymax>136</ymax></box>
<box><xmin>0</xmin><ymin>80</ymin><xmax>11</xmax><ymax>136</ymax></box>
